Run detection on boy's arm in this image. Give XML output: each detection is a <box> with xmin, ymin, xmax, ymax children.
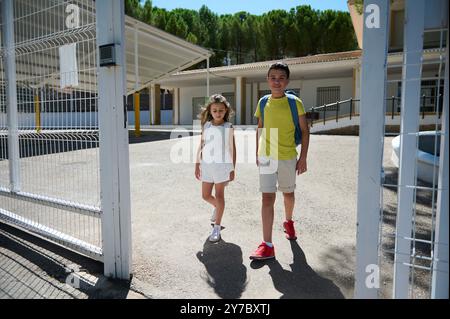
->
<box><xmin>297</xmin><ymin>114</ymin><xmax>309</xmax><ymax>175</ymax></box>
<box><xmin>256</xmin><ymin>117</ymin><xmax>263</xmax><ymax>166</ymax></box>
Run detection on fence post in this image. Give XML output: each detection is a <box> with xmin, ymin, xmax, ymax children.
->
<box><xmin>311</xmin><ymin>107</ymin><xmax>314</xmax><ymax>128</ymax></box>
<box><xmin>391</xmin><ymin>96</ymin><xmax>395</xmax><ymax>119</ymax></box>
<box><xmin>393</xmin><ymin>0</ymin><xmax>425</xmax><ymax>298</ymax></box>
<box><xmin>2</xmin><ymin>0</ymin><xmax>21</xmax><ymax>193</ymax></box>
<box><xmin>336</xmin><ymin>101</ymin><xmax>340</xmax><ymax>122</ymax></box>
<box><xmin>355</xmin><ymin>0</ymin><xmax>390</xmax><ymax>299</ymax></box>
<box><xmin>422</xmin><ymin>94</ymin><xmax>426</xmax><ymax>119</ymax></box>
<box><xmin>96</xmin><ymin>0</ymin><xmax>132</xmax><ymax>280</ymax></box>
<box><xmin>431</xmin><ymin>28</ymin><xmax>449</xmax><ymax>299</ymax></box>
<box><xmin>350</xmin><ymin>98</ymin><xmax>353</xmax><ymax>120</ymax></box>
<box><xmin>323</xmin><ymin>105</ymin><xmax>326</xmax><ymax>125</ymax></box>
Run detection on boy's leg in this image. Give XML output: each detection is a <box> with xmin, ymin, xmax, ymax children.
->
<box><xmin>283</xmin><ymin>192</ymin><xmax>295</xmax><ymax>221</ymax></box>
<box><xmin>262</xmin><ymin>192</ymin><xmax>276</xmax><ymax>242</ymax></box>
<box><xmin>202</xmin><ymin>182</ymin><xmax>216</xmax><ymax>207</ymax></box>
<box><xmin>214</xmin><ymin>182</ymin><xmax>226</xmax><ymax>225</ymax></box>
<box><xmin>278</xmin><ymin>159</ymin><xmax>298</xmax><ymax>240</ymax></box>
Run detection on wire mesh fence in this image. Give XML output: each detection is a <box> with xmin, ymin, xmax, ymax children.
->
<box><xmin>0</xmin><ymin>0</ymin><xmax>102</xmax><ymax>259</ymax></box>
<box><xmin>377</xmin><ymin>27</ymin><xmax>446</xmax><ymax>298</ymax></box>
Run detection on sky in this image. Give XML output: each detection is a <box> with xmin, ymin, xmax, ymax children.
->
<box><xmin>146</xmin><ymin>1</ymin><xmax>349</xmax><ymax>15</ymax></box>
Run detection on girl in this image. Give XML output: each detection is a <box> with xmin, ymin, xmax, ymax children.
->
<box><xmin>195</xmin><ymin>94</ymin><xmax>236</xmax><ymax>242</ymax></box>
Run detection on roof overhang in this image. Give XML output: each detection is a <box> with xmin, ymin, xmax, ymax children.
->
<box><xmin>158</xmin><ymin>51</ymin><xmax>362</xmax><ymax>87</ymax></box>
<box><xmin>124</xmin><ymin>16</ymin><xmax>211</xmax><ymax>94</ymax></box>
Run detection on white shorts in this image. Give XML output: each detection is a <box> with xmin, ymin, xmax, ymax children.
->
<box><xmin>201</xmin><ymin>162</ymin><xmax>234</xmax><ymax>184</ymax></box>
<box><xmin>258</xmin><ymin>156</ymin><xmax>297</xmax><ymax>193</ymax></box>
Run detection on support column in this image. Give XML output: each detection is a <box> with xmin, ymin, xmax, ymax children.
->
<box><xmin>96</xmin><ymin>0</ymin><xmax>132</xmax><ymax>280</ymax></box>
<box><xmin>353</xmin><ymin>64</ymin><xmax>361</xmax><ymax>114</ymax></box>
<box><xmin>393</xmin><ymin>0</ymin><xmax>425</xmax><ymax>299</ymax></box>
<box><xmin>354</xmin><ymin>0</ymin><xmax>390</xmax><ymax>299</ymax></box>
<box><xmin>206</xmin><ymin>57</ymin><xmax>210</xmax><ymax>98</ymax></box>
<box><xmin>133</xmin><ymin>93</ymin><xmax>140</xmax><ymax>137</ymax></box>
<box><xmin>152</xmin><ymin>84</ymin><xmax>161</xmax><ymax>125</ymax></box>
<box><xmin>133</xmin><ymin>25</ymin><xmax>140</xmax><ymax>136</ymax></box>
<box><xmin>34</xmin><ymin>92</ymin><xmax>41</xmax><ymax>133</ymax></box>
<box><xmin>235</xmin><ymin>77</ymin><xmax>246</xmax><ymax>125</ymax></box>
<box><xmin>173</xmin><ymin>88</ymin><xmax>180</xmax><ymax>125</ymax></box>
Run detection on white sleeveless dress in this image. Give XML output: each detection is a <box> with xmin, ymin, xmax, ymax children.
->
<box><xmin>201</xmin><ymin>121</ymin><xmax>234</xmax><ymax>183</ymax></box>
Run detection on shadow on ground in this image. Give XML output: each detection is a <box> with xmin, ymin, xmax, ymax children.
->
<box><xmin>128</xmin><ymin>130</ymin><xmax>194</xmax><ymax>144</ymax></box>
<box><xmin>0</xmin><ymin>223</ymin><xmax>143</xmax><ymax>299</ymax></box>
<box><xmin>251</xmin><ymin>241</ymin><xmax>346</xmax><ymax>299</ymax></box>
<box><xmin>196</xmin><ymin>239</ymin><xmax>248</xmax><ymax>299</ymax></box>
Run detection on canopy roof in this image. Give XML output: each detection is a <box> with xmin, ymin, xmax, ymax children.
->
<box><xmin>0</xmin><ymin>0</ymin><xmax>211</xmax><ymax>95</ymax></box>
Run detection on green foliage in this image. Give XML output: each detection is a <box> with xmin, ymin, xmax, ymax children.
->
<box><xmin>125</xmin><ymin>1</ymin><xmax>358</xmax><ymax>68</ymax></box>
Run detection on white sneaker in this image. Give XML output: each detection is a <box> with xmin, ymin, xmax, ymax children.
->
<box><xmin>209</xmin><ymin>226</ymin><xmax>221</xmax><ymax>242</ymax></box>
<box><xmin>210</xmin><ymin>207</ymin><xmax>217</xmax><ymax>223</ymax></box>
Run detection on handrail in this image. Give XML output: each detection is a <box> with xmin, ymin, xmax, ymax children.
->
<box><xmin>309</xmin><ymin>94</ymin><xmax>443</xmax><ymax>128</ymax></box>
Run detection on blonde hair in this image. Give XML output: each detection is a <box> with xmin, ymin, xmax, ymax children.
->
<box><xmin>198</xmin><ymin>94</ymin><xmax>234</xmax><ymax>127</ymax></box>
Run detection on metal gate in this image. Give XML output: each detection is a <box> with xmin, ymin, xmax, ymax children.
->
<box><xmin>0</xmin><ymin>0</ymin><xmax>131</xmax><ymax>279</ymax></box>
<box><xmin>355</xmin><ymin>0</ymin><xmax>448</xmax><ymax>299</ymax></box>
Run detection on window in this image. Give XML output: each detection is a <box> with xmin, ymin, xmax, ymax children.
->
<box><xmin>192</xmin><ymin>96</ymin><xmax>207</xmax><ymax>121</ymax></box>
<box><xmin>316</xmin><ymin>86</ymin><xmax>340</xmax><ymax>110</ymax></box>
<box><xmin>397</xmin><ymin>80</ymin><xmax>444</xmax><ymax>112</ymax></box>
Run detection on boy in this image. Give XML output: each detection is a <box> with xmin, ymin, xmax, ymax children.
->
<box><xmin>250</xmin><ymin>62</ymin><xmax>310</xmax><ymax>260</ymax></box>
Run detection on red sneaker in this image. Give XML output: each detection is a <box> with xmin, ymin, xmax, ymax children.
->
<box><xmin>283</xmin><ymin>220</ymin><xmax>297</xmax><ymax>240</ymax></box>
<box><xmin>249</xmin><ymin>242</ymin><xmax>275</xmax><ymax>260</ymax></box>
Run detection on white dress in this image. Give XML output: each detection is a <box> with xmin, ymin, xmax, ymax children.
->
<box><xmin>201</xmin><ymin>121</ymin><xmax>234</xmax><ymax>183</ymax></box>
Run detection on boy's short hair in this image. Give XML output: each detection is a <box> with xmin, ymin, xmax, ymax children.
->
<box><xmin>267</xmin><ymin>62</ymin><xmax>290</xmax><ymax>79</ymax></box>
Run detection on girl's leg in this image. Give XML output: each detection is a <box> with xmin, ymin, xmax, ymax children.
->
<box><xmin>202</xmin><ymin>182</ymin><xmax>216</xmax><ymax>208</ymax></box>
<box><xmin>283</xmin><ymin>192</ymin><xmax>295</xmax><ymax>220</ymax></box>
<box><xmin>213</xmin><ymin>182</ymin><xmax>226</xmax><ymax>225</ymax></box>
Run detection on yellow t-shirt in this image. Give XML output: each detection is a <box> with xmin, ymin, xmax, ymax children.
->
<box><xmin>254</xmin><ymin>95</ymin><xmax>305</xmax><ymax>160</ymax></box>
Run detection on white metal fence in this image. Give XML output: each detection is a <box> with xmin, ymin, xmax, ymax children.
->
<box><xmin>355</xmin><ymin>0</ymin><xmax>448</xmax><ymax>299</ymax></box>
<box><xmin>0</xmin><ymin>0</ymin><xmax>102</xmax><ymax>260</ymax></box>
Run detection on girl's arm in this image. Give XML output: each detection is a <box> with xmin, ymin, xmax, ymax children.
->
<box><xmin>195</xmin><ymin>130</ymin><xmax>204</xmax><ymax>180</ymax></box>
<box><xmin>230</xmin><ymin>127</ymin><xmax>236</xmax><ymax>169</ymax></box>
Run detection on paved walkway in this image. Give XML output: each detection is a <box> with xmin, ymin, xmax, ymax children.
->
<box><xmin>1</xmin><ymin>131</ymin><xmax>432</xmax><ymax>298</ymax></box>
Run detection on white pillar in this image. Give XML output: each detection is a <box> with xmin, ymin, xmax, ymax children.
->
<box><xmin>393</xmin><ymin>0</ymin><xmax>425</xmax><ymax>299</ymax></box>
<box><xmin>235</xmin><ymin>76</ymin><xmax>242</xmax><ymax>124</ymax></box>
<box><xmin>96</xmin><ymin>0</ymin><xmax>132</xmax><ymax>280</ymax></box>
<box><xmin>353</xmin><ymin>64</ymin><xmax>361</xmax><ymax>113</ymax></box>
<box><xmin>354</xmin><ymin>0</ymin><xmax>390</xmax><ymax>299</ymax></box>
<box><xmin>173</xmin><ymin>88</ymin><xmax>180</xmax><ymax>125</ymax></box>
<box><xmin>252</xmin><ymin>83</ymin><xmax>259</xmax><ymax>125</ymax></box>
<box><xmin>206</xmin><ymin>57</ymin><xmax>210</xmax><ymax>98</ymax></box>
<box><xmin>2</xmin><ymin>0</ymin><xmax>20</xmax><ymax>193</ymax></box>
<box><xmin>150</xmin><ymin>84</ymin><xmax>155</xmax><ymax>125</ymax></box>
<box><xmin>431</xmin><ymin>28</ymin><xmax>449</xmax><ymax>299</ymax></box>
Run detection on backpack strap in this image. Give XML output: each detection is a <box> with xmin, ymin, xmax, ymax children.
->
<box><xmin>259</xmin><ymin>94</ymin><xmax>271</xmax><ymax>126</ymax></box>
<box><xmin>286</xmin><ymin>93</ymin><xmax>302</xmax><ymax>145</ymax></box>
<box><xmin>260</xmin><ymin>93</ymin><xmax>302</xmax><ymax>145</ymax></box>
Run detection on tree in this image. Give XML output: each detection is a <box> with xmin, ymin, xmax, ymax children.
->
<box><xmin>141</xmin><ymin>0</ymin><xmax>152</xmax><ymax>24</ymax></box>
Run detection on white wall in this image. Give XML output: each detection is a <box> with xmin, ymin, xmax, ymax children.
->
<box><xmin>178</xmin><ymin>77</ymin><xmax>353</xmax><ymax>124</ymax></box>
<box><xmin>179</xmin><ymin>84</ymin><xmax>234</xmax><ymax>125</ymax></box>
<box><xmin>301</xmin><ymin>77</ymin><xmax>353</xmax><ymax>110</ymax></box>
